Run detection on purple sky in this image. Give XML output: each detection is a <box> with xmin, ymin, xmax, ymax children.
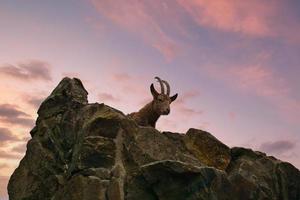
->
<box><xmin>1</xmin><ymin>0</ymin><xmax>300</xmax><ymax>199</ymax></box>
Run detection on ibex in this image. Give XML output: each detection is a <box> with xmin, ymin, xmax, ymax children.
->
<box><xmin>128</xmin><ymin>77</ymin><xmax>178</xmax><ymax>128</ymax></box>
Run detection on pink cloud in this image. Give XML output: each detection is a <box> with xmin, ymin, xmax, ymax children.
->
<box><xmin>0</xmin><ymin>60</ymin><xmax>52</xmax><ymax>81</ymax></box>
<box><xmin>177</xmin><ymin>0</ymin><xmax>300</xmax><ymax>43</ymax></box>
<box><xmin>196</xmin><ymin>121</ymin><xmax>210</xmax><ymax>130</ymax></box>
<box><xmin>173</xmin><ymin>90</ymin><xmax>203</xmax><ymax>117</ymax></box>
<box><xmin>177</xmin><ymin>0</ymin><xmax>275</xmax><ymax>37</ymax></box>
<box><xmin>108</xmin><ymin>72</ymin><xmax>148</xmax><ymax>97</ymax></box>
<box><xmin>90</xmin><ymin>71</ymin><xmax>153</xmax><ymax>114</ymax></box>
<box><xmin>0</xmin><ymin>128</ymin><xmax>19</xmax><ymax>143</ymax></box>
<box><xmin>176</xmin><ymin>90</ymin><xmax>200</xmax><ymax>104</ymax></box>
<box><xmin>159</xmin><ymin>118</ymin><xmax>178</xmax><ymax>130</ymax></box>
<box><xmin>0</xmin><ymin>104</ymin><xmax>35</xmax><ymax>128</ymax></box>
<box><xmin>259</xmin><ymin>140</ymin><xmax>297</xmax><ymax>155</ymax></box>
<box><xmin>176</xmin><ymin>105</ymin><xmax>203</xmax><ymax>116</ymax></box>
<box><xmin>228</xmin><ymin>65</ymin><xmax>288</xmax><ymax>97</ymax></box>
<box><xmin>22</xmin><ymin>94</ymin><xmax>45</xmax><ymax>109</ymax></box>
<box><xmin>0</xmin><ymin>150</ymin><xmax>22</xmax><ymax>159</ymax></box>
<box><xmin>205</xmin><ymin>63</ymin><xmax>300</xmax><ymax>123</ymax></box>
<box><xmin>152</xmin><ymin>41</ymin><xmax>180</xmax><ymax>62</ymax></box>
<box><xmin>0</xmin><ymin>164</ymin><xmax>9</xmax><ymax>169</ymax></box>
<box><xmin>91</xmin><ymin>0</ymin><xmax>180</xmax><ymax>61</ymax></box>
<box><xmin>110</xmin><ymin>72</ymin><xmax>132</xmax><ymax>82</ymax></box>
<box><xmin>98</xmin><ymin>92</ymin><xmax>119</xmax><ymax>103</ymax></box>
<box><xmin>11</xmin><ymin>142</ymin><xmax>27</xmax><ymax>154</ymax></box>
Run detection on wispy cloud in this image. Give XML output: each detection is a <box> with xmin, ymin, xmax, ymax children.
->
<box><xmin>177</xmin><ymin>0</ymin><xmax>300</xmax><ymax>43</ymax></box>
<box><xmin>204</xmin><ymin>62</ymin><xmax>300</xmax><ymax>123</ymax></box>
<box><xmin>98</xmin><ymin>92</ymin><xmax>120</xmax><ymax>103</ymax></box>
<box><xmin>0</xmin><ymin>104</ymin><xmax>30</xmax><ymax>118</ymax></box>
<box><xmin>178</xmin><ymin>0</ymin><xmax>274</xmax><ymax>37</ymax></box>
<box><xmin>0</xmin><ymin>164</ymin><xmax>9</xmax><ymax>171</ymax></box>
<box><xmin>0</xmin><ymin>104</ymin><xmax>34</xmax><ymax>127</ymax></box>
<box><xmin>0</xmin><ymin>150</ymin><xmax>22</xmax><ymax>159</ymax></box>
<box><xmin>227</xmin><ymin>65</ymin><xmax>288</xmax><ymax>97</ymax></box>
<box><xmin>0</xmin><ymin>60</ymin><xmax>52</xmax><ymax>81</ymax></box>
<box><xmin>110</xmin><ymin>72</ymin><xmax>132</xmax><ymax>82</ymax></box>
<box><xmin>197</xmin><ymin>121</ymin><xmax>210</xmax><ymax>130</ymax></box>
<box><xmin>174</xmin><ymin>90</ymin><xmax>202</xmax><ymax>116</ymax></box>
<box><xmin>11</xmin><ymin>143</ymin><xmax>27</xmax><ymax>154</ymax></box>
<box><xmin>0</xmin><ymin>128</ymin><xmax>19</xmax><ymax>145</ymax></box>
<box><xmin>176</xmin><ymin>90</ymin><xmax>200</xmax><ymax>104</ymax></box>
<box><xmin>177</xmin><ymin>106</ymin><xmax>203</xmax><ymax>116</ymax></box>
<box><xmin>23</xmin><ymin>94</ymin><xmax>45</xmax><ymax>109</ymax></box>
<box><xmin>91</xmin><ymin>0</ymin><xmax>180</xmax><ymax>61</ymax></box>
<box><xmin>259</xmin><ymin>140</ymin><xmax>297</xmax><ymax>155</ymax></box>
<box><xmin>108</xmin><ymin>72</ymin><xmax>149</xmax><ymax>97</ymax></box>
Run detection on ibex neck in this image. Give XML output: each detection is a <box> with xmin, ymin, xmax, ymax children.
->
<box><xmin>141</xmin><ymin>101</ymin><xmax>160</xmax><ymax>127</ymax></box>
<box><xmin>149</xmin><ymin>101</ymin><xmax>160</xmax><ymax>126</ymax></box>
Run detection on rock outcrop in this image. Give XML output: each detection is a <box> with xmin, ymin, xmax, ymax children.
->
<box><xmin>8</xmin><ymin>77</ymin><xmax>300</xmax><ymax>200</ymax></box>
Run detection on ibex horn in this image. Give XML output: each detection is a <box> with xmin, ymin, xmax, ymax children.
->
<box><xmin>162</xmin><ymin>80</ymin><xmax>170</xmax><ymax>96</ymax></box>
<box><xmin>155</xmin><ymin>77</ymin><xmax>165</xmax><ymax>94</ymax></box>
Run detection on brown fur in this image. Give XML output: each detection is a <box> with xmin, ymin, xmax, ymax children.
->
<box><xmin>128</xmin><ymin>101</ymin><xmax>160</xmax><ymax>128</ymax></box>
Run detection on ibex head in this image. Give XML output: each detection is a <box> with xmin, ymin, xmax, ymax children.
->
<box><xmin>150</xmin><ymin>77</ymin><xmax>178</xmax><ymax>115</ymax></box>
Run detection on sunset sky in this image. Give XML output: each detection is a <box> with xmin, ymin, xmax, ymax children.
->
<box><xmin>1</xmin><ymin>0</ymin><xmax>300</xmax><ymax>199</ymax></box>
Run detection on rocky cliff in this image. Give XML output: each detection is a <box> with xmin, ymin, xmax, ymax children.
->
<box><xmin>8</xmin><ymin>77</ymin><xmax>300</xmax><ymax>200</ymax></box>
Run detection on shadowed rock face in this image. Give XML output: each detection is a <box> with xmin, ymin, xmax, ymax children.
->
<box><xmin>8</xmin><ymin>77</ymin><xmax>300</xmax><ymax>200</ymax></box>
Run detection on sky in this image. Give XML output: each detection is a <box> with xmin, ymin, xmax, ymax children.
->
<box><xmin>1</xmin><ymin>0</ymin><xmax>300</xmax><ymax>199</ymax></box>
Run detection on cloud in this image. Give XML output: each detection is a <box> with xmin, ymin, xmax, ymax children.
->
<box><xmin>0</xmin><ymin>164</ymin><xmax>9</xmax><ymax>169</ymax></box>
<box><xmin>176</xmin><ymin>90</ymin><xmax>200</xmax><ymax>104</ymax></box>
<box><xmin>228</xmin><ymin>65</ymin><xmax>300</xmax><ymax>123</ymax></box>
<box><xmin>174</xmin><ymin>90</ymin><xmax>202</xmax><ymax>116</ymax></box>
<box><xmin>11</xmin><ymin>143</ymin><xmax>27</xmax><ymax>154</ymax></box>
<box><xmin>0</xmin><ymin>128</ymin><xmax>19</xmax><ymax>144</ymax></box>
<box><xmin>177</xmin><ymin>106</ymin><xmax>203</xmax><ymax>116</ymax></box>
<box><xmin>178</xmin><ymin>0</ymin><xmax>274</xmax><ymax>37</ymax></box>
<box><xmin>197</xmin><ymin>121</ymin><xmax>210</xmax><ymax>130</ymax></box>
<box><xmin>26</xmin><ymin>97</ymin><xmax>44</xmax><ymax>109</ymax></box>
<box><xmin>177</xmin><ymin>0</ymin><xmax>300</xmax><ymax>43</ymax></box>
<box><xmin>23</xmin><ymin>95</ymin><xmax>45</xmax><ymax>109</ymax></box>
<box><xmin>227</xmin><ymin>65</ymin><xmax>288</xmax><ymax>97</ymax></box>
<box><xmin>0</xmin><ymin>150</ymin><xmax>22</xmax><ymax>159</ymax></box>
<box><xmin>259</xmin><ymin>140</ymin><xmax>296</xmax><ymax>155</ymax></box>
<box><xmin>98</xmin><ymin>92</ymin><xmax>119</xmax><ymax>103</ymax></box>
<box><xmin>159</xmin><ymin>118</ymin><xmax>178</xmax><ymax>130</ymax></box>
<box><xmin>0</xmin><ymin>60</ymin><xmax>52</xmax><ymax>81</ymax></box>
<box><xmin>110</xmin><ymin>72</ymin><xmax>132</xmax><ymax>82</ymax></box>
<box><xmin>3</xmin><ymin>118</ymin><xmax>35</xmax><ymax>128</ymax></box>
<box><xmin>204</xmin><ymin>62</ymin><xmax>300</xmax><ymax>123</ymax></box>
<box><xmin>0</xmin><ymin>104</ymin><xmax>30</xmax><ymax>118</ymax></box>
<box><xmin>108</xmin><ymin>72</ymin><xmax>149</xmax><ymax>96</ymax></box>
<box><xmin>0</xmin><ymin>104</ymin><xmax>35</xmax><ymax>128</ymax></box>
<box><xmin>91</xmin><ymin>0</ymin><xmax>180</xmax><ymax>61</ymax></box>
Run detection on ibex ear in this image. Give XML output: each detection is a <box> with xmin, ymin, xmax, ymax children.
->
<box><xmin>150</xmin><ymin>84</ymin><xmax>159</xmax><ymax>98</ymax></box>
<box><xmin>170</xmin><ymin>93</ymin><xmax>178</xmax><ymax>102</ymax></box>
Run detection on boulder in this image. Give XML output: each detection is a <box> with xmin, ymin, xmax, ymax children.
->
<box><xmin>184</xmin><ymin>128</ymin><xmax>231</xmax><ymax>170</ymax></box>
